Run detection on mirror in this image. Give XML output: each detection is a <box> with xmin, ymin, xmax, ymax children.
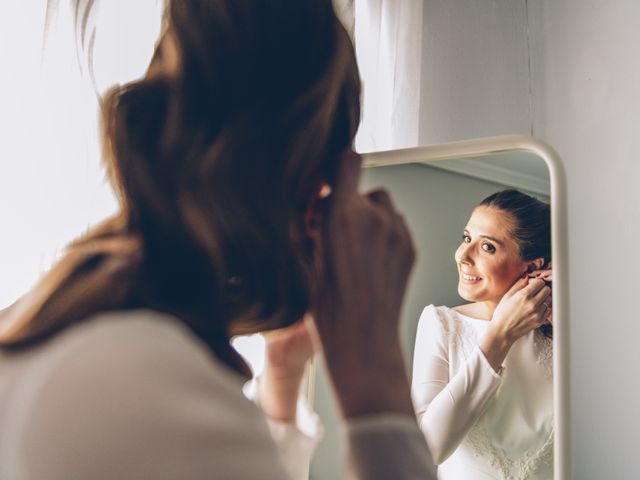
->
<box><xmin>309</xmin><ymin>135</ymin><xmax>568</xmax><ymax>480</ymax></box>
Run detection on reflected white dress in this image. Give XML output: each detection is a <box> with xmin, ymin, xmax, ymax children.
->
<box><xmin>412</xmin><ymin>305</ymin><xmax>553</xmax><ymax>480</ymax></box>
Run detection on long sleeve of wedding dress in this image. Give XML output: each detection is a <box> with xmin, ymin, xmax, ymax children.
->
<box><xmin>411</xmin><ymin>305</ymin><xmax>502</xmax><ymax>464</ymax></box>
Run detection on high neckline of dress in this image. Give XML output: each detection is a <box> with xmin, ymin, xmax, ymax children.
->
<box><xmin>446</xmin><ymin>305</ymin><xmax>491</xmax><ymax>322</ymax></box>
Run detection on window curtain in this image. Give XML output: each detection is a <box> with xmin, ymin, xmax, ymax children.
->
<box><xmin>353</xmin><ymin>0</ymin><xmax>423</xmax><ymax>153</ymax></box>
<box><xmin>0</xmin><ymin>1</ymin><xmax>162</xmax><ymax>308</ymax></box>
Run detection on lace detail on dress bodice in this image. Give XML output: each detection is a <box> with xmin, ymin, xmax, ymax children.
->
<box><xmin>442</xmin><ymin>310</ymin><xmax>478</xmax><ymax>360</ymax></box>
<box><xmin>466</xmin><ymin>420</ymin><xmax>554</xmax><ymax>480</ymax></box>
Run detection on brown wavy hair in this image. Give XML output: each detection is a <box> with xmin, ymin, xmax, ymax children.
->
<box><xmin>0</xmin><ymin>0</ymin><xmax>361</xmax><ymax>373</ymax></box>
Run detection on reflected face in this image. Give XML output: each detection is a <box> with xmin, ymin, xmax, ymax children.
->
<box><xmin>454</xmin><ymin>206</ymin><xmax>528</xmax><ymax>304</ymax></box>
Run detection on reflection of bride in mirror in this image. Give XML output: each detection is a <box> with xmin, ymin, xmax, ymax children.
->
<box><xmin>412</xmin><ymin>189</ymin><xmax>553</xmax><ymax>479</ymax></box>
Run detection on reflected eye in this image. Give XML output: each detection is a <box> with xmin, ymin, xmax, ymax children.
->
<box><xmin>462</xmin><ymin>234</ymin><xmax>471</xmax><ymax>243</ymax></box>
<box><xmin>482</xmin><ymin>242</ymin><xmax>496</xmax><ymax>253</ymax></box>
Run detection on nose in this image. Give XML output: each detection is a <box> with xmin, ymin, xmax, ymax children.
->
<box><xmin>455</xmin><ymin>242</ymin><xmax>474</xmax><ymax>265</ymax></box>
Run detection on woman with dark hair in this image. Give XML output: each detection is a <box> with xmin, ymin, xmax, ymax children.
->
<box><xmin>0</xmin><ymin>1</ymin><xmax>435</xmax><ymax>479</ymax></box>
<box><xmin>412</xmin><ymin>189</ymin><xmax>554</xmax><ymax>479</ymax></box>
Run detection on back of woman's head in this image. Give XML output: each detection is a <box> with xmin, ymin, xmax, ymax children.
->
<box><xmin>0</xmin><ymin>0</ymin><xmax>360</xmax><ymax>364</ymax></box>
<box><xmin>479</xmin><ymin>189</ymin><xmax>551</xmax><ymax>267</ymax></box>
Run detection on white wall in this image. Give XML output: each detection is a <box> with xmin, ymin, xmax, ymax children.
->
<box><xmin>528</xmin><ymin>2</ymin><xmax>640</xmax><ymax>478</ymax></box>
<box><xmin>419</xmin><ymin>0</ymin><xmax>531</xmax><ymax>144</ymax></box>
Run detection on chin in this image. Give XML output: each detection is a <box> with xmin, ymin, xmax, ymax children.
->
<box><xmin>457</xmin><ymin>284</ymin><xmax>479</xmax><ymax>302</ymax></box>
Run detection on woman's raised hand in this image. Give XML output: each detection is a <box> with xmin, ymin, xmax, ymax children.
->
<box><xmin>491</xmin><ymin>276</ymin><xmax>552</xmax><ymax>342</ymax></box>
<box><xmin>262</xmin><ymin>315</ymin><xmax>319</xmax><ymax>378</ymax></box>
<box><xmin>310</xmin><ymin>149</ymin><xmax>417</xmax><ymax>418</ymax></box>
<box><xmin>257</xmin><ymin>316</ymin><xmax>319</xmax><ymax>422</ymax></box>
<box><xmin>480</xmin><ymin>276</ymin><xmax>552</xmax><ymax>372</ymax></box>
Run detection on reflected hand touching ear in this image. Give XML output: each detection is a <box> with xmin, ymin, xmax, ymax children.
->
<box><xmin>480</xmin><ymin>276</ymin><xmax>552</xmax><ymax>372</ymax></box>
<box><xmin>528</xmin><ymin>262</ymin><xmax>553</xmax><ymax>283</ymax></box>
<box><xmin>528</xmin><ymin>265</ymin><xmax>553</xmax><ymax>324</ymax></box>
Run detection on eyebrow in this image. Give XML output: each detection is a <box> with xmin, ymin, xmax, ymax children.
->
<box><xmin>463</xmin><ymin>229</ymin><xmax>506</xmax><ymax>247</ymax></box>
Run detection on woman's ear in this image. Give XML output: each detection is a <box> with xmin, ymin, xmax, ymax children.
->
<box><xmin>303</xmin><ymin>182</ymin><xmax>332</xmax><ymax>238</ymax></box>
<box><xmin>526</xmin><ymin>257</ymin><xmax>545</xmax><ymax>272</ymax></box>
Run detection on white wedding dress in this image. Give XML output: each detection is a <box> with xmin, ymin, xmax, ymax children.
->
<box><xmin>411</xmin><ymin>305</ymin><xmax>553</xmax><ymax>480</ymax></box>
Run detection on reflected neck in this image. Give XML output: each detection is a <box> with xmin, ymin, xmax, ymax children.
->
<box><xmin>474</xmin><ymin>301</ymin><xmax>498</xmax><ymax>321</ymax></box>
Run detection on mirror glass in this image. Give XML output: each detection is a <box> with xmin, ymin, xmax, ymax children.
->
<box><xmin>310</xmin><ymin>147</ymin><xmax>557</xmax><ymax>480</ymax></box>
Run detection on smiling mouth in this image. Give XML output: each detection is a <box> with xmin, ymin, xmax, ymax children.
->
<box><xmin>461</xmin><ymin>273</ymin><xmax>482</xmax><ymax>281</ymax></box>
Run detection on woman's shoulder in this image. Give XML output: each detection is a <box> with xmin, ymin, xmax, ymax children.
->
<box><xmin>5</xmin><ymin>310</ymin><xmax>250</xmax><ymax>414</ymax></box>
<box><xmin>0</xmin><ymin>310</ymin><xmax>273</xmax><ymax>478</ymax></box>
<box><xmin>416</xmin><ymin>304</ymin><xmax>457</xmax><ymax>339</ymax></box>
<box><xmin>419</xmin><ymin>303</ymin><xmax>450</xmax><ymax>318</ymax></box>
<box><xmin>50</xmin><ymin>310</ymin><xmax>248</xmax><ymax>398</ymax></box>
<box><xmin>417</xmin><ymin>304</ymin><xmax>487</xmax><ymax>343</ymax></box>
<box><xmin>418</xmin><ymin>304</ymin><xmax>467</xmax><ymax>328</ymax></box>
<box><xmin>42</xmin><ymin>309</ymin><xmax>242</xmax><ymax>379</ymax></box>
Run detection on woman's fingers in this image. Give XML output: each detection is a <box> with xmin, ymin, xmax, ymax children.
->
<box><xmin>365</xmin><ymin>188</ymin><xmax>395</xmax><ymax>211</ymax></box>
<box><xmin>529</xmin><ymin>261</ymin><xmax>552</xmax><ymax>283</ymax></box>
<box><xmin>365</xmin><ymin>188</ymin><xmax>412</xmax><ymax>247</ymax></box>
<box><xmin>533</xmin><ymin>286</ymin><xmax>552</xmax><ymax>326</ymax></box>
<box><xmin>529</xmin><ymin>269</ymin><xmax>553</xmax><ymax>282</ymax></box>
<box><xmin>533</xmin><ymin>284</ymin><xmax>551</xmax><ymax>311</ymax></box>
<box><xmin>521</xmin><ymin>277</ymin><xmax>548</xmax><ymax>298</ymax></box>
<box><xmin>532</xmin><ymin>282</ymin><xmax>551</xmax><ymax>302</ymax></box>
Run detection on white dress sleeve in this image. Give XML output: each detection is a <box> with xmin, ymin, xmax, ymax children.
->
<box><xmin>243</xmin><ymin>376</ymin><xmax>323</xmax><ymax>480</ymax></box>
<box><xmin>411</xmin><ymin>305</ymin><xmax>503</xmax><ymax>464</ymax></box>
<box><xmin>346</xmin><ymin>414</ymin><xmax>437</xmax><ymax>479</ymax></box>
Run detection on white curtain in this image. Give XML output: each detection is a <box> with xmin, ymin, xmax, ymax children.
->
<box><xmin>0</xmin><ymin>1</ymin><xmax>162</xmax><ymax>308</ymax></box>
<box><xmin>354</xmin><ymin>0</ymin><xmax>423</xmax><ymax>153</ymax></box>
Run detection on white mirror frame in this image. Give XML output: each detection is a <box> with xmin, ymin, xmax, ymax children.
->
<box><xmin>361</xmin><ymin>134</ymin><xmax>570</xmax><ymax>480</ymax></box>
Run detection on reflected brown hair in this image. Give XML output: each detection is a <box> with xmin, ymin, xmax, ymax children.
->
<box><xmin>0</xmin><ymin>0</ymin><xmax>361</xmax><ymax>372</ymax></box>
